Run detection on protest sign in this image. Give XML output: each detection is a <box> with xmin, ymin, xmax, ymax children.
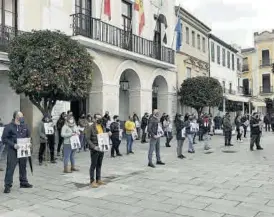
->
<box><xmin>17</xmin><ymin>138</ymin><xmax>31</xmax><ymax>158</ymax></box>
<box><xmin>97</xmin><ymin>133</ymin><xmax>110</xmax><ymax>152</ymax></box>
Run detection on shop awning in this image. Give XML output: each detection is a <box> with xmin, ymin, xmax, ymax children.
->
<box><xmin>250</xmin><ymin>98</ymin><xmax>266</xmax><ymax>107</ymax></box>
<box><xmin>224</xmin><ymin>94</ymin><xmax>250</xmax><ymax>103</ymax></box>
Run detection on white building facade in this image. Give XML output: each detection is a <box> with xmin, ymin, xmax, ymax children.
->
<box><xmin>0</xmin><ymin>0</ymin><xmax>177</xmax><ymax>127</ymax></box>
<box><xmin>208</xmin><ymin>34</ymin><xmax>250</xmax><ymax>115</ymax></box>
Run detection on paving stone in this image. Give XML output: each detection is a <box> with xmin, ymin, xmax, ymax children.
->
<box><xmin>172</xmin><ymin>206</ymin><xmax>223</xmax><ymax>217</ymax></box>
<box><xmin>31</xmin><ymin>204</ymin><xmax>76</xmax><ymax>217</ymax></box>
<box><xmin>255</xmin><ymin>212</ymin><xmax>274</xmax><ymax>217</ymax></box>
<box><xmin>163</xmin><ymin>198</ymin><xmax>209</xmax><ymax>209</ymax></box>
<box><xmin>0</xmin><ymin>210</ymin><xmax>41</xmax><ymax>217</ymax></box>
<box><xmin>128</xmin><ymin>192</ymin><xmax>169</xmax><ymax>202</ymax></box>
<box><xmin>66</xmin><ymin>204</ymin><xmax>109</xmax><ymax>217</ymax></box>
<box><xmin>100</xmin><ymin>194</ymin><xmax>141</xmax><ymax>204</ymax></box>
<box><xmin>69</xmin><ymin>196</ymin><xmax>108</xmax><ymax>208</ymax></box>
<box><xmin>42</xmin><ymin>199</ymin><xmax>77</xmax><ymax>209</ymax></box>
<box><xmin>134</xmin><ymin>200</ymin><xmax>178</xmax><ymax>212</ymax></box>
<box><xmin>156</xmin><ymin>191</ymin><xmax>197</xmax><ymax>200</ymax></box>
<box><xmin>237</xmin><ymin>202</ymin><xmax>274</xmax><ymax>214</ymax></box>
<box><xmin>223</xmin><ymin>194</ymin><xmax>269</xmax><ymax>205</ymax></box>
<box><xmin>135</xmin><ymin>209</ymin><xmax>190</xmax><ymax>217</ymax></box>
<box><xmin>193</xmin><ymin>196</ymin><xmax>240</xmax><ymax>207</ymax></box>
<box><xmin>184</xmin><ymin>189</ymin><xmax>225</xmax><ymax>199</ymax></box>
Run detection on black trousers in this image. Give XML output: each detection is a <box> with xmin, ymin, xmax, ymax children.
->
<box><xmin>265</xmin><ymin>123</ymin><xmax>271</xmax><ymax>132</ymax></box>
<box><xmin>243</xmin><ymin>126</ymin><xmax>247</xmax><ymax>138</ymax></box>
<box><xmin>236</xmin><ymin>128</ymin><xmax>242</xmax><ymax>141</ymax></box>
<box><xmin>224</xmin><ymin>130</ymin><xmax>232</xmax><ymax>145</ymax></box>
<box><xmin>4</xmin><ymin>149</ymin><xmax>28</xmax><ymax>188</ymax></box>
<box><xmin>90</xmin><ymin>150</ymin><xmax>104</xmax><ymax>182</ymax></box>
<box><xmin>111</xmin><ymin>137</ymin><xmax>121</xmax><ymax>156</ymax></box>
<box><xmin>39</xmin><ymin>135</ymin><xmax>55</xmax><ymax>162</ymax></box>
<box><xmin>250</xmin><ymin>134</ymin><xmax>261</xmax><ymax>149</ymax></box>
<box><xmin>57</xmin><ymin>130</ymin><xmax>64</xmax><ymax>153</ymax></box>
<box><xmin>141</xmin><ymin>128</ymin><xmax>147</xmax><ymax>142</ymax></box>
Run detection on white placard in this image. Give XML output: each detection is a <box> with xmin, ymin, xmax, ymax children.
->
<box><xmin>17</xmin><ymin>138</ymin><xmax>31</xmax><ymax>158</ymax></box>
<box><xmin>0</xmin><ymin>127</ymin><xmax>4</xmax><ymax>142</ymax></box>
<box><xmin>97</xmin><ymin>133</ymin><xmax>110</xmax><ymax>152</ymax></box>
<box><xmin>190</xmin><ymin>122</ymin><xmax>199</xmax><ymax>133</ymax></box>
<box><xmin>157</xmin><ymin>124</ymin><xmax>164</xmax><ymax>137</ymax></box>
<box><xmin>132</xmin><ymin>130</ymin><xmax>138</xmax><ymax>140</ymax></box>
<box><xmin>135</xmin><ymin>121</ymin><xmax>140</xmax><ymax>128</ymax></box>
<box><xmin>44</xmin><ymin>123</ymin><xmax>54</xmax><ymax>135</ymax></box>
<box><xmin>70</xmin><ymin>135</ymin><xmax>81</xmax><ymax>150</ymax></box>
<box><xmin>181</xmin><ymin>127</ymin><xmax>186</xmax><ymax>138</ymax></box>
<box><xmin>145</xmin><ymin>126</ymin><xmax>148</xmax><ymax>133</ymax></box>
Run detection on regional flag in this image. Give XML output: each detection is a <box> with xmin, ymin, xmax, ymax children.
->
<box><xmin>135</xmin><ymin>0</ymin><xmax>145</xmax><ymax>35</ymax></box>
<box><xmin>104</xmin><ymin>0</ymin><xmax>111</xmax><ymax>20</ymax></box>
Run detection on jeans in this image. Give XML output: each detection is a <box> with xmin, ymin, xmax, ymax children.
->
<box><xmin>148</xmin><ymin>137</ymin><xmax>161</xmax><ymax>164</ymax></box>
<box><xmin>165</xmin><ymin>132</ymin><xmax>173</xmax><ymax>146</ymax></box>
<box><xmin>63</xmin><ymin>144</ymin><xmax>76</xmax><ymax>167</ymax></box>
<box><xmin>0</xmin><ymin>142</ymin><xmax>5</xmax><ymax>161</ymax></box>
<box><xmin>57</xmin><ymin>130</ymin><xmax>64</xmax><ymax>153</ymax></box>
<box><xmin>90</xmin><ymin>149</ymin><xmax>104</xmax><ymax>183</ymax></box>
<box><xmin>250</xmin><ymin>134</ymin><xmax>261</xmax><ymax>149</ymax></box>
<box><xmin>79</xmin><ymin>133</ymin><xmax>86</xmax><ymax>150</ymax></box>
<box><xmin>187</xmin><ymin>134</ymin><xmax>194</xmax><ymax>151</ymax></box>
<box><xmin>177</xmin><ymin>139</ymin><xmax>184</xmax><ymax>156</ymax></box>
<box><xmin>126</xmin><ymin>134</ymin><xmax>133</xmax><ymax>153</ymax></box>
<box><xmin>111</xmin><ymin>137</ymin><xmax>121</xmax><ymax>156</ymax></box>
<box><xmin>224</xmin><ymin>130</ymin><xmax>232</xmax><ymax>145</ymax></box>
<box><xmin>236</xmin><ymin>128</ymin><xmax>242</xmax><ymax>141</ymax></box>
<box><xmin>4</xmin><ymin>149</ymin><xmax>28</xmax><ymax>188</ymax></box>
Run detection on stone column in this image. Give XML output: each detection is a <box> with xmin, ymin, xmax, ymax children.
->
<box><xmin>223</xmin><ymin>98</ymin><xmax>226</xmax><ymax>115</ymax></box>
<box><xmin>242</xmin><ymin>102</ymin><xmax>245</xmax><ymax>114</ymax></box>
<box><xmin>128</xmin><ymin>89</ymin><xmax>141</xmax><ymax>117</ymax></box>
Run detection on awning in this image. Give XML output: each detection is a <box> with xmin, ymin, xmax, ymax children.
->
<box><xmin>250</xmin><ymin>98</ymin><xmax>266</xmax><ymax>107</ymax></box>
<box><xmin>224</xmin><ymin>94</ymin><xmax>250</xmax><ymax>103</ymax></box>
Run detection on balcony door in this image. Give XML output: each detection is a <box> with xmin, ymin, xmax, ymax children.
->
<box><xmin>262</xmin><ymin>50</ymin><xmax>270</xmax><ymax>66</ymax></box>
<box><xmin>153</xmin><ymin>19</ymin><xmax>161</xmax><ymax>60</ymax></box>
<box><xmin>75</xmin><ymin>0</ymin><xmax>92</xmax><ymax>37</ymax></box>
<box><xmin>262</xmin><ymin>74</ymin><xmax>271</xmax><ymax>93</ymax></box>
<box><xmin>243</xmin><ymin>78</ymin><xmax>249</xmax><ymax>94</ymax></box>
<box><xmin>0</xmin><ymin>0</ymin><xmax>18</xmax><ymax>28</ymax></box>
<box><xmin>122</xmin><ymin>0</ymin><xmax>132</xmax><ymax>50</ymax></box>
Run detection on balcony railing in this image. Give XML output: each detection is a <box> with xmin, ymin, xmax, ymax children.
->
<box><xmin>242</xmin><ymin>64</ymin><xmax>249</xmax><ymax>72</ymax></box>
<box><xmin>0</xmin><ymin>25</ymin><xmax>18</xmax><ymax>52</ymax></box>
<box><xmin>224</xmin><ymin>88</ymin><xmax>236</xmax><ymax>94</ymax></box>
<box><xmin>260</xmin><ymin>59</ymin><xmax>272</xmax><ymax>67</ymax></box>
<box><xmin>260</xmin><ymin>86</ymin><xmax>273</xmax><ymax>94</ymax></box>
<box><xmin>71</xmin><ymin>13</ymin><xmax>175</xmax><ymax>64</ymax></box>
<box><xmin>237</xmin><ymin>86</ymin><xmax>243</xmax><ymax>94</ymax></box>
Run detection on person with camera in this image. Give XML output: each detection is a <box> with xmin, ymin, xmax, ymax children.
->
<box><xmin>250</xmin><ymin>113</ymin><xmax>264</xmax><ymax>151</ymax></box>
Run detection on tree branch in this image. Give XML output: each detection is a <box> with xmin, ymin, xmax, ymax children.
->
<box><xmin>29</xmin><ymin>97</ymin><xmax>44</xmax><ymax>114</ymax></box>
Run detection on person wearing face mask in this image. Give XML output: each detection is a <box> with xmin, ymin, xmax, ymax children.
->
<box><xmin>175</xmin><ymin>114</ymin><xmax>186</xmax><ymax>159</ymax></box>
<box><xmin>61</xmin><ymin>115</ymin><xmax>80</xmax><ymax>173</ymax></box>
<box><xmin>57</xmin><ymin>112</ymin><xmax>67</xmax><ymax>156</ymax></box>
<box><xmin>2</xmin><ymin>111</ymin><xmax>33</xmax><ymax>194</ymax></box>
<box><xmin>78</xmin><ymin>113</ymin><xmax>88</xmax><ymax>151</ymax></box>
<box><xmin>147</xmin><ymin>109</ymin><xmax>165</xmax><ymax>168</ymax></box>
<box><xmin>223</xmin><ymin>112</ymin><xmax>233</xmax><ymax>147</ymax></box>
<box><xmin>250</xmin><ymin>113</ymin><xmax>264</xmax><ymax>151</ymax></box>
<box><xmin>38</xmin><ymin>115</ymin><xmax>56</xmax><ymax>165</ymax></box>
<box><xmin>86</xmin><ymin>114</ymin><xmax>109</xmax><ymax>188</ymax></box>
<box><xmin>125</xmin><ymin>116</ymin><xmax>136</xmax><ymax>154</ymax></box>
<box><xmin>184</xmin><ymin>115</ymin><xmax>197</xmax><ymax>153</ymax></box>
<box><xmin>110</xmin><ymin>115</ymin><xmax>122</xmax><ymax>157</ymax></box>
<box><xmin>141</xmin><ymin>112</ymin><xmax>149</xmax><ymax>143</ymax></box>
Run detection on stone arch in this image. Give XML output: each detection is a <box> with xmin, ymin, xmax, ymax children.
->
<box><xmin>148</xmin><ymin>68</ymin><xmax>170</xmax><ymax>92</ymax></box>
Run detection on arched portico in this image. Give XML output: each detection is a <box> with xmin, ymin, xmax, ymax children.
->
<box><xmin>152</xmin><ymin>75</ymin><xmax>169</xmax><ymax>114</ymax></box>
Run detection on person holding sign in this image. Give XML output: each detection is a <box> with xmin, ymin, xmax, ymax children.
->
<box><xmin>147</xmin><ymin>109</ymin><xmax>165</xmax><ymax>168</ymax></box>
<box><xmin>38</xmin><ymin>115</ymin><xmax>56</xmax><ymax>165</ymax></box>
<box><xmin>61</xmin><ymin>116</ymin><xmax>80</xmax><ymax>173</ymax></box>
<box><xmin>85</xmin><ymin>113</ymin><xmax>109</xmax><ymax>188</ymax></box>
<box><xmin>2</xmin><ymin>111</ymin><xmax>33</xmax><ymax>194</ymax></box>
<box><xmin>184</xmin><ymin>115</ymin><xmax>198</xmax><ymax>153</ymax></box>
<box><xmin>125</xmin><ymin>116</ymin><xmax>136</xmax><ymax>155</ymax></box>
<box><xmin>110</xmin><ymin>115</ymin><xmax>122</xmax><ymax>157</ymax></box>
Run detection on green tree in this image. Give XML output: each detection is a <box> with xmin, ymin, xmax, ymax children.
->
<box><xmin>8</xmin><ymin>30</ymin><xmax>93</xmax><ymax>115</ymax></box>
<box><xmin>178</xmin><ymin>76</ymin><xmax>223</xmax><ymax>116</ymax></box>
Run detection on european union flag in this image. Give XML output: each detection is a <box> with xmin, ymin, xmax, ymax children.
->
<box><xmin>175</xmin><ymin>18</ymin><xmax>182</xmax><ymax>51</ymax></box>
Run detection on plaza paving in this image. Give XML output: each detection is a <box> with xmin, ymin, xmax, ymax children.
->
<box><xmin>0</xmin><ymin>132</ymin><xmax>274</xmax><ymax>217</ymax></box>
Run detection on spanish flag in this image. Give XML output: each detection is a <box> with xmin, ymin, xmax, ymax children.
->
<box><xmin>104</xmin><ymin>0</ymin><xmax>111</xmax><ymax>20</ymax></box>
<box><xmin>135</xmin><ymin>0</ymin><xmax>145</xmax><ymax>35</ymax></box>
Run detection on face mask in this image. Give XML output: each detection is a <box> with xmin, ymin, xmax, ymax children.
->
<box><xmin>68</xmin><ymin>119</ymin><xmax>74</xmax><ymax>124</ymax></box>
<box><xmin>116</xmin><ymin>119</ymin><xmax>120</xmax><ymax>122</ymax></box>
<box><xmin>96</xmin><ymin>119</ymin><xmax>102</xmax><ymax>124</ymax></box>
<box><xmin>19</xmin><ymin>117</ymin><xmax>25</xmax><ymax>125</ymax></box>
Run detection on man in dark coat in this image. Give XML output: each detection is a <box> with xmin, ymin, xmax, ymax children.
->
<box><xmin>175</xmin><ymin>114</ymin><xmax>185</xmax><ymax>159</ymax></box>
<box><xmin>2</xmin><ymin>111</ymin><xmax>33</xmax><ymax>194</ymax></box>
<box><xmin>250</xmin><ymin>113</ymin><xmax>263</xmax><ymax>151</ymax></box>
<box><xmin>223</xmin><ymin>112</ymin><xmax>233</xmax><ymax>146</ymax></box>
<box><xmin>110</xmin><ymin>115</ymin><xmax>122</xmax><ymax>157</ymax></box>
<box><xmin>141</xmin><ymin>113</ymin><xmax>149</xmax><ymax>143</ymax></box>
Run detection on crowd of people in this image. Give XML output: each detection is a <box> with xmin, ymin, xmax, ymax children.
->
<box><xmin>0</xmin><ymin>109</ymin><xmax>267</xmax><ymax>194</ymax></box>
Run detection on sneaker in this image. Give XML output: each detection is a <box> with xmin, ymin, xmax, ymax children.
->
<box><xmin>50</xmin><ymin>160</ymin><xmax>57</xmax><ymax>164</ymax></box>
<box><xmin>250</xmin><ymin>148</ymin><xmax>254</xmax><ymax>151</ymax></box>
<box><xmin>148</xmin><ymin>163</ymin><xmax>155</xmax><ymax>168</ymax></box>
<box><xmin>156</xmin><ymin>161</ymin><xmax>165</xmax><ymax>165</ymax></box>
<box><xmin>228</xmin><ymin>144</ymin><xmax>234</xmax><ymax>146</ymax></box>
<box><xmin>181</xmin><ymin>155</ymin><xmax>186</xmax><ymax>158</ymax></box>
<box><xmin>257</xmin><ymin>146</ymin><xmax>263</xmax><ymax>150</ymax></box>
<box><xmin>3</xmin><ymin>188</ymin><xmax>10</xmax><ymax>194</ymax></box>
<box><xmin>111</xmin><ymin>155</ymin><xmax>115</xmax><ymax>158</ymax></box>
<box><xmin>90</xmin><ymin>181</ymin><xmax>99</xmax><ymax>188</ymax></box>
<box><xmin>20</xmin><ymin>183</ymin><xmax>33</xmax><ymax>188</ymax></box>
<box><xmin>188</xmin><ymin>150</ymin><xmax>195</xmax><ymax>153</ymax></box>
<box><xmin>97</xmin><ymin>180</ymin><xmax>106</xmax><ymax>185</ymax></box>
<box><xmin>117</xmin><ymin>153</ymin><xmax>123</xmax><ymax>157</ymax></box>
<box><xmin>129</xmin><ymin>151</ymin><xmax>134</xmax><ymax>154</ymax></box>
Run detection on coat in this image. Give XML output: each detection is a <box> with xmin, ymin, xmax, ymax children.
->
<box><xmin>61</xmin><ymin>124</ymin><xmax>78</xmax><ymax>145</ymax></box>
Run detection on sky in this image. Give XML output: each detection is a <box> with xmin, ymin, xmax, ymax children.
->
<box><xmin>176</xmin><ymin>0</ymin><xmax>274</xmax><ymax>48</ymax></box>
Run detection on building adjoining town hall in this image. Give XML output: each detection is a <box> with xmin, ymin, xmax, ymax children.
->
<box><xmin>0</xmin><ymin>0</ymin><xmax>177</xmax><ymax>129</ymax></box>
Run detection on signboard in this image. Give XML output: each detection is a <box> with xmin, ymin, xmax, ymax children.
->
<box><xmin>157</xmin><ymin>124</ymin><xmax>164</xmax><ymax>137</ymax></box>
<box><xmin>44</xmin><ymin>123</ymin><xmax>54</xmax><ymax>135</ymax></box>
<box><xmin>70</xmin><ymin>135</ymin><xmax>81</xmax><ymax>150</ymax></box>
<box><xmin>97</xmin><ymin>133</ymin><xmax>110</xmax><ymax>152</ymax></box>
<box><xmin>17</xmin><ymin>138</ymin><xmax>31</xmax><ymax>158</ymax></box>
<box><xmin>0</xmin><ymin>127</ymin><xmax>4</xmax><ymax>142</ymax></box>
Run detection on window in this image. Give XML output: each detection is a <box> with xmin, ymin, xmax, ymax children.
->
<box><xmin>186</xmin><ymin>67</ymin><xmax>191</xmax><ymax>78</ymax></box>
<box><xmin>75</xmin><ymin>0</ymin><xmax>92</xmax><ymax>32</ymax></box>
<box><xmin>222</xmin><ymin>81</ymin><xmax>225</xmax><ymax>93</ymax></box>
<box><xmin>237</xmin><ymin>58</ymin><xmax>240</xmax><ymax>71</ymax></box>
<box><xmin>122</xmin><ymin>0</ymin><xmax>132</xmax><ymax>31</ymax></box>
<box><xmin>227</xmin><ymin>51</ymin><xmax>230</xmax><ymax>68</ymax></box>
<box><xmin>232</xmin><ymin>54</ymin><xmax>235</xmax><ymax>70</ymax></box>
<box><xmin>211</xmin><ymin>42</ymin><xmax>215</xmax><ymax>62</ymax></box>
<box><xmin>197</xmin><ymin>34</ymin><xmax>201</xmax><ymax>50</ymax></box>
<box><xmin>229</xmin><ymin>83</ymin><xmax>232</xmax><ymax>92</ymax></box>
<box><xmin>192</xmin><ymin>31</ymin><xmax>195</xmax><ymax>47</ymax></box>
<box><xmin>222</xmin><ymin>48</ymin><xmax>226</xmax><ymax>67</ymax></box>
<box><xmin>186</xmin><ymin>27</ymin><xmax>189</xmax><ymax>44</ymax></box>
<box><xmin>262</xmin><ymin>50</ymin><xmax>270</xmax><ymax>66</ymax></box>
<box><xmin>217</xmin><ymin>45</ymin><xmax>220</xmax><ymax>64</ymax></box>
<box><xmin>202</xmin><ymin>37</ymin><xmax>206</xmax><ymax>52</ymax></box>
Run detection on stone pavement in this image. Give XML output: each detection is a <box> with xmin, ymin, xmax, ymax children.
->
<box><xmin>0</xmin><ymin>132</ymin><xmax>274</xmax><ymax>217</ymax></box>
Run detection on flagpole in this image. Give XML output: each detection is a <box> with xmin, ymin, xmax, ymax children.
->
<box><xmin>100</xmin><ymin>0</ymin><xmax>104</xmax><ymax>20</ymax></box>
<box><xmin>171</xmin><ymin>4</ymin><xmax>181</xmax><ymax>49</ymax></box>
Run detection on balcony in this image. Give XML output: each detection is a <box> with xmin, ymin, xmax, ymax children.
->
<box><xmin>260</xmin><ymin>86</ymin><xmax>273</xmax><ymax>94</ymax></box>
<box><xmin>71</xmin><ymin>13</ymin><xmax>175</xmax><ymax>65</ymax></box>
<box><xmin>260</xmin><ymin>59</ymin><xmax>272</xmax><ymax>68</ymax></box>
<box><xmin>242</xmin><ymin>64</ymin><xmax>249</xmax><ymax>72</ymax></box>
<box><xmin>224</xmin><ymin>88</ymin><xmax>236</xmax><ymax>95</ymax></box>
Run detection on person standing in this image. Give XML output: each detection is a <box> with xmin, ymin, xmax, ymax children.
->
<box><xmin>147</xmin><ymin>109</ymin><xmax>165</xmax><ymax>168</ymax></box>
<box><xmin>250</xmin><ymin>113</ymin><xmax>264</xmax><ymax>151</ymax></box>
<box><xmin>241</xmin><ymin>114</ymin><xmax>248</xmax><ymax>138</ymax></box>
<box><xmin>125</xmin><ymin>116</ymin><xmax>135</xmax><ymax>154</ymax></box>
<box><xmin>163</xmin><ymin>115</ymin><xmax>173</xmax><ymax>147</ymax></box>
<box><xmin>235</xmin><ymin>114</ymin><xmax>243</xmax><ymax>142</ymax></box>
<box><xmin>175</xmin><ymin>114</ymin><xmax>185</xmax><ymax>159</ymax></box>
<box><xmin>141</xmin><ymin>113</ymin><xmax>149</xmax><ymax>143</ymax></box>
<box><xmin>102</xmin><ymin>111</ymin><xmax>110</xmax><ymax>129</ymax></box>
<box><xmin>184</xmin><ymin>115</ymin><xmax>197</xmax><ymax>153</ymax></box>
<box><xmin>61</xmin><ymin>116</ymin><xmax>80</xmax><ymax>173</ymax></box>
<box><xmin>110</xmin><ymin>115</ymin><xmax>122</xmax><ymax>157</ymax></box>
<box><xmin>0</xmin><ymin>118</ymin><xmax>5</xmax><ymax>171</ymax></box>
<box><xmin>56</xmin><ymin>112</ymin><xmax>66</xmax><ymax>156</ymax></box>
<box><xmin>86</xmin><ymin>114</ymin><xmax>107</xmax><ymax>188</ymax></box>
<box><xmin>264</xmin><ymin>114</ymin><xmax>271</xmax><ymax>132</ymax></box>
<box><xmin>38</xmin><ymin>115</ymin><xmax>56</xmax><ymax>165</ymax></box>
<box><xmin>203</xmin><ymin>114</ymin><xmax>212</xmax><ymax>150</ymax></box>
<box><xmin>133</xmin><ymin>112</ymin><xmax>141</xmax><ymax>140</ymax></box>
<box><xmin>197</xmin><ymin>114</ymin><xmax>204</xmax><ymax>141</ymax></box>
<box><xmin>2</xmin><ymin>111</ymin><xmax>33</xmax><ymax>194</ymax></box>
<box><xmin>78</xmin><ymin>113</ymin><xmax>88</xmax><ymax>151</ymax></box>
<box><xmin>223</xmin><ymin>113</ymin><xmax>233</xmax><ymax>146</ymax></box>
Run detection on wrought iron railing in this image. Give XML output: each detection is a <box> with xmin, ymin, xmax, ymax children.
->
<box><xmin>260</xmin><ymin>86</ymin><xmax>273</xmax><ymax>94</ymax></box>
<box><xmin>71</xmin><ymin>13</ymin><xmax>175</xmax><ymax>64</ymax></box>
<box><xmin>260</xmin><ymin>59</ymin><xmax>272</xmax><ymax>67</ymax></box>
